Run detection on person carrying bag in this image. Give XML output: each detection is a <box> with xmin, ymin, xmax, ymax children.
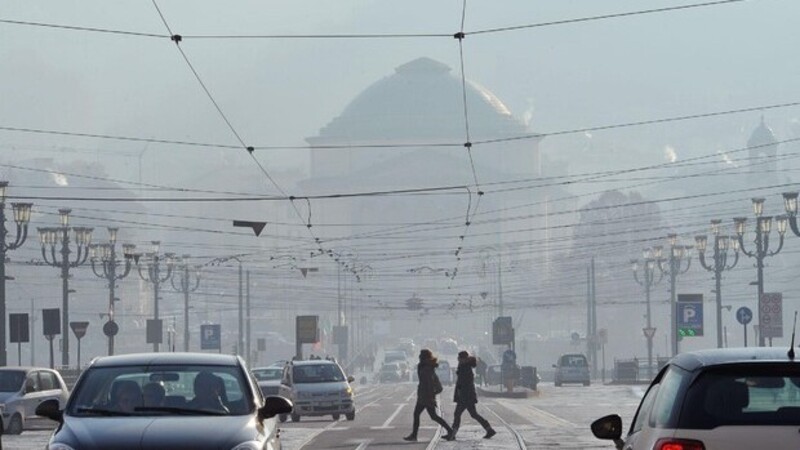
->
<box><xmin>403</xmin><ymin>349</ymin><xmax>455</xmax><ymax>442</ymax></box>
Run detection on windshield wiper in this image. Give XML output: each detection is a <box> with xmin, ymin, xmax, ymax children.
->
<box><xmin>75</xmin><ymin>407</ymin><xmax>133</xmax><ymax>416</ymax></box>
<box><xmin>134</xmin><ymin>406</ymin><xmax>228</xmax><ymax>416</ymax></box>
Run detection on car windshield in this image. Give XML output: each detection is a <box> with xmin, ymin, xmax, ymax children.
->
<box><xmin>560</xmin><ymin>355</ymin><xmax>588</xmax><ymax>366</ymax></box>
<box><xmin>67</xmin><ymin>365</ymin><xmax>253</xmax><ymax>417</ymax></box>
<box><xmin>293</xmin><ymin>364</ymin><xmax>346</xmax><ymax>383</ymax></box>
<box><xmin>0</xmin><ymin>371</ymin><xmax>24</xmax><ymax>392</ymax></box>
<box><xmin>680</xmin><ymin>364</ymin><xmax>800</xmax><ymax>428</ymax></box>
<box><xmin>381</xmin><ymin>364</ymin><xmax>399</xmax><ymax>372</ymax></box>
<box><xmin>252</xmin><ymin>368</ymin><xmax>282</xmax><ymax>381</ymax></box>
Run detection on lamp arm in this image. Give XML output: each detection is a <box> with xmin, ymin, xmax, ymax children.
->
<box><xmin>90</xmin><ymin>259</ymin><xmax>106</xmax><ymax>278</ymax></box>
<box><xmin>632</xmin><ymin>269</ymin><xmax>643</xmax><ymax>286</ymax></box>
<box><xmin>191</xmin><ymin>274</ymin><xmax>201</xmax><ymax>292</ymax></box>
<box><xmin>679</xmin><ymin>257</ymin><xmax>692</xmax><ymax>275</ymax></box>
<box><xmin>71</xmin><ymin>245</ymin><xmax>89</xmax><ymax>268</ymax></box>
<box><xmin>697</xmin><ymin>252</ymin><xmax>713</xmax><ymax>272</ymax></box>
<box><xmin>726</xmin><ymin>251</ymin><xmax>740</xmax><ymax>271</ymax></box>
<box><xmin>789</xmin><ymin>216</ymin><xmax>800</xmax><ymax>237</ymax></box>
<box><xmin>170</xmin><ymin>274</ymin><xmax>182</xmax><ymax>292</ymax></box>
<box><xmin>158</xmin><ymin>264</ymin><xmax>174</xmax><ymax>283</ymax></box>
<box><xmin>9</xmin><ymin>223</ymin><xmax>28</xmax><ymax>250</ymax></box>
<box><xmin>41</xmin><ymin>246</ymin><xmax>55</xmax><ymax>266</ymax></box>
<box><xmin>137</xmin><ymin>263</ymin><xmax>151</xmax><ymax>282</ymax></box>
<box><xmin>117</xmin><ymin>258</ymin><xmax>133</xmax><ymax>280</ymax></box>
<box><xmin>50</xmin><ymin>245</ymin><xmax>58</xmax><ymax>265</ymax></box>
<box><xmin>768</xmin><ymin>234</ymin><xmax>785</xmax><ymax>257</ymax></box>
<box><xmin>737</xmin><ymin>235</ymin><xmax>756</xmax><ymax>258</ymax></box>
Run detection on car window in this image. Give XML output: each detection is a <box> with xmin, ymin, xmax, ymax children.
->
<box><xmin>292</xmin><ymin>364</ymin><xmax>346</xmax><ymax>383</ymax></box>
<box><xmin>25</xmin><ymin>373</ymin><xmax>40</xmax><ymax>392</ymax></box>
<box><xmin>0</xmin><ymin>371</ymin><xmax>25</xmax><ymax>392</ymax></box>
<box><xmin>39</xmin><ymin>371</ymin><xmax>57</xmax><ymax>390</ymax></box>
<box><xmin>680</xmin><ymin>364</ymin><xmax>800</xmax><ymax>429</ymax></box>
<box><xmin>650</xmin><ymin>366</ymin><xmax>690</xmax><ymax>428</ymax></box>
<box><xmin>631</xmin><ymin>384</ymin><xmax>660</xmax><ymax>434</ymax></box>
<box><xmin>252</xmin><ymin>368</ymin><xmax>282</xmax><ymax>381</ymax></box>
<box><xmin>560</xmin><ymin>355</ymin><xmax>588</xmax><ymax>367</ymax></box>
<box><xmin>67</xmin><ymin>365</ymin><xmax>254</xmax><ymax>416</ymax></box>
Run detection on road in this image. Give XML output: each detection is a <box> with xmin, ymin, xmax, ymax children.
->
<box><xmin>6</xmin><ymin>382</ymin><xmax>644</xmax><ymax>449</ymax></box>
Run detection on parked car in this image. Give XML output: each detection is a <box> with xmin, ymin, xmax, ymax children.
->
<box><xmin>592</xmin><ymin>348</ymin><xmax>800</xmax><ymax>450</ymax></box>
<box><xmin>379</xmin><ymin>363</ymin><xmax>403</xmax><ymax>383</ymax></box>
<box><xmin>252</xmin><ymin>366</ymin><xmax>284</xmax><ymax>396</ymax></box>
<box><xmin>553</xmin><ymin>353</ymin><xmax>590</xmax><ymax>386</ymax></box>
<box><xmin>278</xmin><ymin>359</ymin><xmax>355</xmax><ymax>422</ymax></box>
<box><xmin>0</xmin><ymin>366</ymin><xmax>69</xmax><ymax>434</ymax></box>
<box><xmin>36</xmin><ymin>352</ymin><xmax>292</xmax><ymax>450</ymax></box>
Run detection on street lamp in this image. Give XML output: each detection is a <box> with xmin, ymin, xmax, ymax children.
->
<box><xmin>39</xmin><ymin>208</ymin><xmax>93</xmax><ymax>368</ymax></box>
<box><xmin>734</xmin><ymin>197</ymin><xmax>787</xmax><ymax>346</ymax></box>
<box><xmin>695</xmin><ymin>219</ymin><xmax>739</xmax><ymax>349</ymax></box>
<box><xmin>170</xmin><ymin>255</ymin><xmax>200</xmax><ymax>352</ymax></box>
<box><xmin>90</xmin><ymin>228</ymin><xmax>135</xmax><ymax>356</ymax></box>
<box><xmin>0</xmin><ymin>182</ymin><xmax>32</xmax><ymax>366</ymax></box>
<box><xmin>631</xmin><ymin>248</ymin><xmax>663</xmax><ymax>378</ymax></box>
<box><xmin>134</xmin><ymin>241</ymin><xmax>175</xmax><ymax>352</ymax></box>
<box><xmin>656</xmin><ymin>234</ymin><xmax>692</xmax><ymax>357</ymax></box>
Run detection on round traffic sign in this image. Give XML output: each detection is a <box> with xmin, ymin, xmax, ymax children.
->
<box><xmin>103</xmin><ymin>320</ymin><xmax>119</xmax><ymax>337</ymax></box>
<box><xmin>736</xmin><ymin>307</ymin><xmax>753</xmax><ymax>325</ymax></box>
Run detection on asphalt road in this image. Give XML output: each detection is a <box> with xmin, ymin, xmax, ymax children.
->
<box><xmin>5</xmin><ymin>382</ymin><xmax>644</xmax><ymax>449</ymax></box>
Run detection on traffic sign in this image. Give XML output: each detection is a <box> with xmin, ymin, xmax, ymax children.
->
<box><xmin>493</xmin><ymin>317</ymin><xmax>514</xmax><ymax>345</ymax></box>
<box><xmin>70</xmin><ymin>321</ymin><xmax>90</xmax><ymax>340</ymax></box>
<box><xmin>643</xmin><ymin>327</ymin><xmax>656</xmax><ymax>339</ymax></box>
<box><xmin>200</xmin><ymin>324</ymin><xmax>221</xmax><ymax>350</ymax></box>
<box><xmin>760</xmin><ymin>293</ymin><xmax>783</xmax><ymax>338</ymax></box>
<box><xmin>9</xmin><ymin>314</ymin><xmax>29</xmax><ymax>343</ymax></box>
<box><xmin>736</xmin><ymin>307</ymin><xmax>753</xmax><ymax>325</ymax></box>
<box><xmin>103</xmin><ymin>320</ymin><xmax>119</xmax><ymax>337</ymax></box>
<box><xmin>677</xmin><ymin>294</ymin><xmax>704</xmax><ymax>337</ymax></box>
<box><xmin>296</xmin><ymin>315</ymin><xmax>319</xmax><ymax>343</ymax></box>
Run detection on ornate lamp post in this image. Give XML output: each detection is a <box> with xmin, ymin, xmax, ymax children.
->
<box><xmin>734</xmin><ymin>197</ymin><xmax>787</xmax><ymax>346</ymax></box>
<box><xmin>695</xmin><ymin>220</ymin><xmax>739</xmax><ymax>349</ymax></box>
<box><xmin>90</xmin><ymin>228</ymin><xmax>135</xmax><ymax>356</ymax></box>
<box><xmin>0</xmin><ymin>182</ymin><xmax>33</xmax><ymax>366</ymax></box>
<box><xmin>170</xmin><ymin>255</ymin><xmax>200</xmax><ymax>352</ymax></box>
<box><xmin>631</xmin><ymin>248</ymin><xmax>663</xmax><ymax>378</ymax></box>
<box><xmin>38</xmin><ymin>208</ymin><xmax>93</xmax><ymax>368</ymax></box>
<box><xmin>135</xmin><ymin>241</ymin><xmax>175</xmax><ymax>352</ymax></box>
<box><xmin>655</xmin><ymin>234</ymin><xmax>692</xmax><ymax>357</ymax></box>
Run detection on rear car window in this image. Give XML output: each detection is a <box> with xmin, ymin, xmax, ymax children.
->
<box><xmin>559</xmin><ymin>355</ymin><xmax>587</xmax><ymax>366</ymax></box>
<box><xmin>679</xmin><ymin>364</ymin><xmax>800</xmax><ymax>429</ymax></box>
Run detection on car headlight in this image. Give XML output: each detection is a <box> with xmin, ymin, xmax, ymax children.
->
<box><xmin>341</xmin><ymin>387</ymin><xmax>353</xmax><ymax>397</ymax></box>
<box><xmin>49</xmin><ymin>445</ymin><xmax>77</xmax><ymax>450</ymax></box>
<box><xmin>231</xmin><ymin>442</ymin><xmax>261</xmax><ymax>450</ymax></box>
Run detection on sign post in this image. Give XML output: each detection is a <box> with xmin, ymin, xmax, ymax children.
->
<box><xmin>676</xmin><ymin>294</ymin><xmax>704</xmax><ymax>353</ymax></box>
<box><xmin>493</xmin><ymin>316</ymin><xmax>514</xmax><ymax>347</ymax></box>
<box><xmin>736</xmin><ymin>306</ymin><xmax>753</xmax><ymax>347</ymax></box>
<box><xmin>759</xmin><ymin>293</ymin><xmax>783</xmax><ymax>346</ymax></box>
<box><xmin>70</xmin><ymin>321</ymin><xmax>90</xmax><ymax>369</ymax></box>
<box><xmin>10</xmin><ymin>313</ymin><xmax>29</xmax><ymax>366</ymax></box>
<box><xmin>200</xmin><ymin>324</ymin><xmax>222</xmax><ymax>352</ymax></box>
<box><xmin>42</xmin><ymin>308</ymin><xmax>60</xmax><ymax>369</ymax></box>
<box><xmin>296</xmin><ymin>316</ymin><xmax>319</xmax><ymax>360</ymax></box>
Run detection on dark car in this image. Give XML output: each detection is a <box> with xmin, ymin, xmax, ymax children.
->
<box><xmin>592</xmin><ymin>348</ymin><xmax>800</xmax><ymax>450</ymax></box>
<box><xmin>252</xmin><ymin>366</ymin><xmax>284</xmax><ymax>397</ymax></box>
<box><xmin>36</xmin><ymin>352</ymin><xmax>293</xmax><ymax>450</ymax></box>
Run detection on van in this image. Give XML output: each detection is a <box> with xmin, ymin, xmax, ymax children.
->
<box><xmin>553</xmin><ymin>353</ymin><xmax>590</xmax><ymax>386</ymax></box>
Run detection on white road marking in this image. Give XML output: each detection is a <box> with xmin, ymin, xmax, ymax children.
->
<box><xmin>494</xmin><ymin>399</ymin><xmax>576</xmax><ymax>428</ymax></box>
<box><xmin>425</xmin><ymin>424</ymin><xmax>442</xmax><ymax>450</ymax></box>
<box><xmin>372</xmin><ymin>403</ymin><xmax>405</xmax><ymax>429</ymax></box>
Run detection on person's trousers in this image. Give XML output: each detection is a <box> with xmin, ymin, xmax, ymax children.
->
<box><xmin>452</xmin><ymin>402</ymin><xmax>491</xmax><ymax>432</ymax></box>
<box><xmin>410</xmin><ymin>403</ymin><xmax>452</xmax><ymax>436</ymax></box>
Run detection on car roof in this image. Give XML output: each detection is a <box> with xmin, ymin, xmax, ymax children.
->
<box><xmin>89</xmin><ymin>352</ymin><xmax>242</xmax><ymax>368</ymax></box>
<box><xmin>669</xmin><ymin>347</ymin><xmax>797</xmax><ymax>372</ymax></box>
<box><xmin>291</xmin><ymin>360</ymin><xmax>337</xmax><ymax>366</ymax></box>
<box><xmin>0</xmin><ymin>366</ymin><xmax>48</xmax><ymax>373</ymax></box>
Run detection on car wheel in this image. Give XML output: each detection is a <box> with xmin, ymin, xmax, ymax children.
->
<box><xmin>6</xmin><ymin>413</ymin><xmax>22</xmax><ymax>435</ymax></box>
<box><xmin>332</xmin><ymin>414</ymin><xmax>341</xmax><ymax>421</ymax></box>
<box><xmin>278</xmin><ymin>414</ymin><xmax>288</xmax><ymax>423</ymax></box>
<box><xmin>346</xmin><ymin>411</ymin><xmax>355</xmax><ymax>421</ymax></box>
<box><xmin>291</xmin><ymin>413</ymin><xmax>301</xmax><ymax>422</ymax></box>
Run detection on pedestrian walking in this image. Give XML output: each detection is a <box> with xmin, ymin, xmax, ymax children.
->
<box><xmin>403</xmin><ymin>349</ymin><xmax>455</xmax><ymax>442</ymax></box>
<box><xmin>450</xmin><ymin>351</ymin><xmax>496</xmax><ymax>440</ymax></box>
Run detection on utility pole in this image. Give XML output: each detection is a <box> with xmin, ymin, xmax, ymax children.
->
<box><xmin>134</xmin><ymin>241</ymin><xmax>175</xmax><ymax>352</ymax></box>
<box><xmin>0</xmin><ymin>183</ymin><xmax>32</xmax><ymax>367</ymax></box>
<box><xmin>246</xmin><ymin>270</ymin><xmax>251</xmax><ymax>366</ymax></box>
<box><xmin>90</xmin><ymin>228</ymin><xmax>135</xmax><ymax>356</ymax></box>
<box><xmin>170</xmin><ymin>255</ymin><xmax>200</xmax><ymax>352</ymax></box>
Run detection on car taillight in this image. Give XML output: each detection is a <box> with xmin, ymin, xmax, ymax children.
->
<box><xmin>654</xmin><ymin>438</ymin><xmax>705</xmax><ymax>450</ymax></box>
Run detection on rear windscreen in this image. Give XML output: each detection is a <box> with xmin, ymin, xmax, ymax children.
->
<box><xmin>679</xmin><ymin>364</ymin><xmax>800</xmax><ymax>429</ymax></box>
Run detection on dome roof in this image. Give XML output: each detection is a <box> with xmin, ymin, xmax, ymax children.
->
<box><xmin>748</xmin><ymin>116</ymin><xmax>777</xmax><ymax>148</ymax></box>
<box><xmin>309</xmin><ymin>57</ymin><xmax>526</xmax><ymax>143</ymax></box>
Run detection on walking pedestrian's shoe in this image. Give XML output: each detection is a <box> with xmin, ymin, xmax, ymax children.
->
<box><xmin>403</xmin><ymin>434</ymin><xmax>417</xmax><ymax>442</ymax></box>
<box><xmin>483</xmin><ymin>428</ymin><xmax>497</xmax><ymax>439</ymax></box>
<box><xmin>443</xmin><ymin>432</ymin><xmax>456</xmax><ymax>441</ymax></box>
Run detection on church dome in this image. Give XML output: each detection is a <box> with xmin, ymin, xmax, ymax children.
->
<box><xmin>308</xmin><ymin>57</ymin><xmax>526</xmax><ymax>144</ymax></box>
<box><xmin>748</xmin><ymin>116</ymin><xmax>777</xmax><ymax>148</ymax></box>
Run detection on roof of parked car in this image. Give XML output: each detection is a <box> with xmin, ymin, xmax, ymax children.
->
<box><xmin>89</xmin><ymin>352</ymin><xmax>242</xmax><ymax>368</ymax></box>
<box><xmin>291</xmin><ymin>359</ymin><xmax>338</xmax><ymax>366</ymax></box>
<box><xmin>0</xmin><ymin>366</ymin><xmax>58</xmax><ymax>373</ymax></box>
<box><xmin>670</xmin><ymin>347</ymin><xmax>797</xmax><ymax>372</ymax></box>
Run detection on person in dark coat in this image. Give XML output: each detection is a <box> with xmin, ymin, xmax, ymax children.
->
<box><xmin>403</xmin><ymin>349</ymin><xmax>455</xmax><ymax>442</ymax></box>
<box><xmin>450</xmin><ymin>351</ymin><xmax>496</xmax><ymax>439</ymax></box>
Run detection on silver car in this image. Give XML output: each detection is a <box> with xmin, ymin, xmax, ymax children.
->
<box><xmin>553</xmin><ymin>353</ymin><xmax>591</xmax><ymax>387</ymax></box>
<box><xmin>278</xmin><ymin>360</ymin><xmax>355</xmax><ymax>422</ymax></box>
<box><xmin>0</xmin><ymin>367</ymin><xmax>69</xmax><ymax>434</ymax></box>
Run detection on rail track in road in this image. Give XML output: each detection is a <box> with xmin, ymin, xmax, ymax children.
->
<box><xmin>483</xmin><ymin>405</ymin><xmax>528</xmax><ymax>450</ymax></box>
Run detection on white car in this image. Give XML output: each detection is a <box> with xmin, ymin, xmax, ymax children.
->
<box><xmin>592</xmin><ymin>348</ymin><xmax>800</xmax><ymax>450</ymax></box>
<box><xmin>0</xmin><ymin>367</ymin><xmax>69</xmax><ymax>434</ymax></box>
<box><xmin>278</xmin><ymin>360</ymin><xmax>355</xmax><ymax>422</ymax></box>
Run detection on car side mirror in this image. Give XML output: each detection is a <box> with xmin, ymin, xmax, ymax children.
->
<box><xmin>347</xmin><ymin>376</ymin><xmax>355</xmax><ymax>383</ymax></box>
<box><xmin>35</xmin><ymin>399</ymin><xmax>63</xmax><ymax>423</ymax></box>
<box><xmin>591</xmin><ymin>414</ymin><xmax>623</xmax><ymax>449</ymax></box>
<box><xmin>258</xmin><ymin>395</ymin><xmax>293</xmax><ymax>420</ymax></box>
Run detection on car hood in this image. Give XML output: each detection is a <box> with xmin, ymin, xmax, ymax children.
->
<box><xmin>294</xmin><ymin>381</ymin><xmax>347</xmax><ymax>393</ymax></box>
<box><xmin>0</xmin><ymin>392</ymin><xmax>18</xmax><ymax>403</ymax></box>
<box><xmin>55</xmin><ymin>415</ymin><xmax>261</xmax><ymax>450</ymax></box>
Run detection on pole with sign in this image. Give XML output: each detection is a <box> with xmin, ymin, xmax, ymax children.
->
<box><xmin>759</xmin><ymin>293</ymin><xmax>783</xmax><ymax>346</ymax></box>
<box><xmin>296</xmin><ymin>316</ymin><xmax>319</xmax><ymax>360</ymax></box>
<box><xmin>676</xmin><ymin>294</ymin><xmax>704</xmax><ymax>353</ymax></box>
<box><xmin>736</xmin><ymin>306</ymin><xmax>753</xmax><ymax>347</ymax></box>
<box><xmin>42</xmin><ymin>308</ymin><xmax>60</xmax><ymax>369</ymax></box>
<box><xmin>70</xmin><ymin>321</ymin><xmax>89</xmax><ymax>369</ymax></box>
<box><xmin>10</xmin><ymin>313</ymin><xmax>29</xmax><ymax>366</ymax></box>
<box><xmin>200</xmin><ymin>324</ymin><xmax>222</xmax><ymax>353</ymax></box>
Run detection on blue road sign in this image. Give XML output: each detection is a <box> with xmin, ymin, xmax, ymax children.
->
<box><xmin>736</xmin><ymin>307</ymin><xmax>753</xmax><ymax>325</ymax></box>
<box><xmin>200</xmin><ymin>324</ymin><xmax>221</xmax><ymax>350</ymax></box>
<box><xmin>677</xmin><ymin>301</ymin><xmax>704</xmax><ymax>336</ymax></box>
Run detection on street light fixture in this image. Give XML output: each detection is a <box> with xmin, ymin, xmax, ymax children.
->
<box><xmin>0</xmin><ymin>182</ymin><xmax>33</xmax><ymax>366</ymax></box>
<box><xmin>133</xmin><ymin>241</ymin><xmax>175</xmax><ymax>352</ymax></box>
<box><xmin>39</xmin><ymin>208</ymin><xmax>93</xmax><ymax>368</ymax></box>
<box><xmin>734</xmin><ymin>197</ymin><xmax>787</xmax><ymax>346</ymax></box>
<box><xmin>656</xmin><ymin>235</ymin><xmax>692</xmax><ymax>357</ymax></box>
<box><xmin>695</xmin><ymin>220</ymin><xmax>739</xmax><ymax>349</ymax></box>
<box><xmin>631</xmin><ymin>248</ymin><xmax>663</xmax><ymax>378</ymax></box>
<box><xmin>170</xmin><ymin>255</ymin><xmax>200</xmax><ymax>352</ymax></box>
<box><xmin>90</xmin><ymin>228</ymin><xmax>134</xmax><ymax>356</ymax></box>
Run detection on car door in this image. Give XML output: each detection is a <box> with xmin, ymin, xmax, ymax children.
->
<box><xmin>622</xmin><ymin>382</ymin><xmax>659</xmax><ymax>450</ymax></box>
<box><xmin>22</xmin><ymin>371</ymin><xmax>43</xmax><ymax>426</ymax></box>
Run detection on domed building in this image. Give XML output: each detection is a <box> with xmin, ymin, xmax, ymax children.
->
<box><xmin>748</xmin><ymin>116</ymin><xmax>779</xmax><ymax>180</ymax></box>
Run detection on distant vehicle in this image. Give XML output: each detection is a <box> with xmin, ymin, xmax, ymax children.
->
<box><xmin>252</xmin><ymin>366</ymin><xmax>284</xmax><ymax>396</ymax></box>
<box><xmin>379</xmin><ymin>363</ymin><xmax>403</xmax><ymax>383</ymax></box>
<box><xmin>435</xmin><ymin>360</ymin><xmax>453</xmax><ymax>386</ymax></box>
<box><xmin>384</xmin><ymin>350</ymin><xmax>407</xmax><ymax>365</ymax></box>
<box><xmin>553</xmin><ymin>353</ymin><xmax>590</xmax><ymax>387</ymax></box>
<box><xmin>0</xmin><ymin>366</ymin><xmax>69</xmax><ymax>434</ymax></box>
<box><xmin>439</xmin><ymin>339</ymin><xmax>458</xmax><ymax>355</ymax></box>
<box><xmin>36</xmin><ymin>353</ymin><xmax>292</xmax><ymax>450</ymax></box>
<box><xmin>592</xmin><ymin>348</ymin><xmax>800</xmax><ymax>450</ymax></box>
<box><xmin>270</xmin><ymin>360</ymin><xmax>290</xmax><ymax>367</ymax></box>
<box><xmin>278</xmin><ymin>359</ymin><xmax>355</xmax><ymax>422</ymax></box>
